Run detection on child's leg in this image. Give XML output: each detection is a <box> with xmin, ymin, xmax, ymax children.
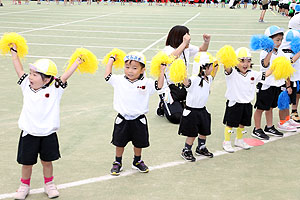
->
<box><xmin>195</xmin><ymin>135</ymin><xmax>213</xmax><ymax>158</ymax></box>
<box><xmin>111</xmin><ymin>146</ymin><xmax>124</xmax><ymax>176</ymax></box>
<box><xmin>132</xmin><ymin>147</ymin><xmax>149</xmax><ymax>173</ymax></box>
<box><xmin>265</xmin><ymin>108</ymin><xmax>273</xmax><ymax>127</ymax></box>
<box><xmin>181</xmin><ymin>137</ymin><xmax>196</xmax><ymax>161</ymax></box>
<box><xmin>234</xmin><ymin>125</ymin><xmax>251</xmax><ymax>149</ymax></box>
<box><xmin>115</xmin><ymin>146</ymin><xmax>124</xmax><ymax>163</ymax></box>
<box><xmin>41</xmin><ymin>161</ymin><xmax>59</xmax><ymax>198</ymax></box>
<box><xmin>254</xmin><ymin>109</ymin><xmax>264</xmax><ymax>130</ymax></box>
<box><xmin>224</xmin><ymin>126</ymin><xmax>233</xmax><ymax>141</ymax></box>
<box><xmin>14</xmin><ymin>165</ymin><xmax>32</xmax><ymax>199</ymax></box>
<box><xmin>223</xmin><ymin>126</ymin><xmax>234</xmax><ymax>153</ymax></box>
<box><xmin>41</xmin><ymin>160</ymin><xmax>53</xmax><ymax>179</ymax></box>
<box><xmin>22</xmin><ymin>165</ymin><xmax>33</xmax><ymax>181</ymax></box>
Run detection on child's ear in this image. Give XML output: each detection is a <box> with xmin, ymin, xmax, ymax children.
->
<box><xmin>141</xmin><ymin>67</ymin><xmax>146</xmax><ymax>74</ymax></box>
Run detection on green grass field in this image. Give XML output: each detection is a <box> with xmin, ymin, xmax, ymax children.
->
<box><xmin>1</xmin><ymin>1</ymin><xmax>300</xmax><ymax>199</ymax></box>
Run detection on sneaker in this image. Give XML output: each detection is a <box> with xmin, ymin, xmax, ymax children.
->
<box><xmin>156</xmin><ymin>107</ymin><xmax>164</xmax><ymax>117</ymax></box>
<box><xmin>288</xmin><ymin>119</ymin><xmax>300</xmax><ymax>128</ymax></box>
<box><xmin>258</xmin><ymin>19</ymin><xmax>265</xmax><ymax>23</ymax></box>
<box><xmin>251</xmin><ymin>128</ymin><xmax>269</xmax><ymax>140</ymax></box>
<box><xmin>14</xmin><ymin>183</ymin><xmax>30</xmax><ymax>200</ymax></box>
<box><xmin>0</xmin><ymin>3</ymin><xmax>3</xmax><ymax>6</ymax></box>
<box><xmin>291</xmin><ymin>112</ymin><xmax>300</xmax><ymax>123</ymax></box>
<box><xmin>234</xmin><ymin>138</ymin><xmax>251</xmax><ymax>149</ymax></box>
<box><xmin>110</xmin><ymin>161</ymin><xmax>123</xmax><ymax>176</ymax></box>
<box><xmin>264</xmin><ymin>125</ymin><xmax>283</xmax><ymax>137</ymax></box>
<box><xmin>278</xmin><ymin>122</ymin><xmax>297</xmax><ymax>132</ymax></box>
<box><xmin>132</xmin><ymin>160</ymin><xmax>149</xmax><ymax>173</ymax></box>
<box><xmin>222</xmin><ymin>141</ymin><xmax>234</xmax><ymax>153</ymax></box>
<box><xmin>181</xmin><ymin>147</ymin><xmax>196</xmax><ymax>162</ymax></box>
<box><xmin>44</xmin><ymin>181</ymin><xmax>59</xmax><ymax>199</ymax></box>
<box><xmin>195</xmin><ymin>146</ymin><xmax>213</xmax><ymax>158</ymax></box>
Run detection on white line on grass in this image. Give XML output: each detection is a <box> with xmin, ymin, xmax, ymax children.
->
<box><xmin>0</xmin><ymin>132</ymin><xmax>298</xmax><ymax>199</ymax></box>
<box><xmin>17</xmin><ymin>12</ymin><xmax>121</xmax><ymax>34</ymax></box>
<box><xmin>0</xmin><ymin>8</ymin><xmax>49</xmax><ymax>16</ymax></box>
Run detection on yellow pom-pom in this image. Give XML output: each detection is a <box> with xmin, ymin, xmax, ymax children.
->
<box><xmin>150</xmin><ymin>51</ymin><xmax>174</xmax><ymax>78</ymax></box>
<box><xmin>211</xmin><ymin>58</ymin><xmax>219</xmax><ymax>78</ymax></box>
<box><xmin>66</xmin><ymin>48</ymin><xmax>99</xmax><ymax>74</ymax></box>
<box><xmin>0</xmin><ymin>32</ymin><xmax>28</xmax><ymax>58</ymax></box>
<box><xmin>270</xmin><ymin>56</ymin><xmax>296</xmax><ymax>80</ymax></box>
<box><xmin>216</xmin><ymin>45</ymin><xmax>239</xmax><ymax>68</ymax></box>
<box><xmin>169</xmin><ymin>58</ymin><xmax>187</xmax><ymax>84</ymax></box>
<box><xmin>102</xmin><ymin>48</ymin><xmax>126</xmax><ymax>69</ymax></box>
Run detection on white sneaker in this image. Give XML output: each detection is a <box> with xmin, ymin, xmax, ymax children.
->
<box><xmin>14</xmin><ymin>183</ymin><xmax>30</xmax><ymax>200</ymax></box>
<box><xmin>223</xmin><ymin>141</ymin><xmax>234</xmax><ymax>153</ymax></box>
<box><xmin>44</xmin><ymin>181</ymin><xmax>59</xmax><ymax>199</ymax></box>
<box><xmin>234</xmin><ymin>138</ymin><xmax>251</xmax><ymax>150</ymax></box>
<box><xmin>277</xmin><ymin>122</ymin><xmax>297</xmax><ymax>132</ymax></box>
<box><xmin>287</xmin><ymin>119</ymin><xmax>300</xmax><ymax>128</ymax></box>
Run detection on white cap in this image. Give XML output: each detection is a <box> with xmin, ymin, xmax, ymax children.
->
<box><xmin>264</xmin><ymin>25</ymin><xmax>285</xmax><ymax>37</ymax></box>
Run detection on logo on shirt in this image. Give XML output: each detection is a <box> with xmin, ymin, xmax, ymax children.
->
<box><xmin>45</xmin><ymin>93</ymin><xmax>50</xmax><ymax>98</ymax></box>
<box><xmin>137</xmin><ymin>86</ymin><xmax>146</xmax><ymax>90</ymax></box>
<box><xmin>250</xmin><ymin>77</ymin><xmax>255</xmax><ymax>84</ymax></box>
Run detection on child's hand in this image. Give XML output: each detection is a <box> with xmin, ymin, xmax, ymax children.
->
<box><xmin>9</xmin><ymin>43</ymin><xmax>17</xmax><ymax>54</ymax></box>
<box><xmin>160</xmin><ymin>63</ymin><xmax>167</xmax><ymax>72</ymax></box>
<box><xmin>203</xmin><ymin>34</ymin><xmax>211</xmax><ymax>43</ymax></box>
<box><xmin>287</xmin><ymin>87</ymin><xmax>292</xmax><ymax>95</ymax></box>
<box><xmin>76</xmin><ymin>56</ymin><xmax>84</xmax><ymax>65</ymax></box>
<box><xmin>183</xmin><ymin>33</ymin><xmax>191</xmax><ymax>45</ymax></box>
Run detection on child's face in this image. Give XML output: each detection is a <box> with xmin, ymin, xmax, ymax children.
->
<box><xmin>237</xmin><ymin>58</ymin><xmax>251</xmax><ymax>74</ymax></box>
<box><xmin>205</xmin><ymin>63</ymin><xmax>214</xmax><ymax>76</ymax></box>
<box><xmin>124</xmin><ymin>60</ymin><xmax>145</xmax><ymax>81</ymax></box>
<box><xmin>272</xmin><ymin>34</ymin><xmax>283</xmax><ymax>48</ymax></box>
<box><xmin>29</xmin><ymin>69</ymin><xmax>49</xmax><ymax>90</ymax></box>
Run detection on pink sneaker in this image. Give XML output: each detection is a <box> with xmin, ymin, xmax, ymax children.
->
<box><xmin>287</xmin><ymin>119</ymin><xmax>300</xmax><ymax>128</ymax></box>
<box><xmin>44</xmin><ymin>181</ymin><xmax>59</xmax><ymax>199</ymax></box>
<box><xmin>277</xmin><ymin>122</ymin><xmax>297</xmax><ymax>132</ymax></box>
<box><xmin>14</xmin><ymin>183</ymin><xmax>30</xmax><ymax>200</ymax></box>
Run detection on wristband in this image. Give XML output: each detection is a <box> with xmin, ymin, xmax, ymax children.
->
<box><xmin>110</xmin><ymin>56</ymin><xmax>116</xmax><ymax>62</ymax></box>
<box><xmin>10</xmin><ymin>48</ymin><xmax>17</xmax><ymax>53</ymax></box>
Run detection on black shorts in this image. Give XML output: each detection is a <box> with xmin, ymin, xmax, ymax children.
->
<box><xmin>252</xmin><ymin>0</ymin><xmax>257</xmax><ymax>4</ymax></box>
<box><xmin>289</xmin><ymin>81</ymin><xmax>300</xmax><ymax>105</ymax></box>
<box><xmin>111</xmin><ymin>114</ymin><xmax>149</xmax><ymax>148</ymax></box>
<box><xmin>254</xmin><ymin>84</ymin><xmax>282</xmax><ymax>110</ymax></box>
<box><xmin>178</xmin><ymin>106</ymin><xmax>211</xmax><ymax>137</ymax></box>
<box><xmin>270</xmin><ymin>1</ymin><xmax>278</xmax><ymax>5</ymax></box>
<box><xmin>223</xmin><ymin>101</ymin><xmax>253</xmax><ymax>128</ymax></box>
<box><xmin>283</xmin><ymin>3</ymin><xmax>289</xmax><ymax>9</ymax></box>
<box><xmin>278</xmin><ymin>3</ymin><xmax>283</xmax><ymax>8</ymax></box>
<box><xmin>17</xmin><ymin>131</ymin><xmax>60</xmax><ymax>165</ymax></box>
<box><xmin>244</xmin><ymin>0</ymin><xmax>249</xmax><ymax>3</ymax></box>
<box><xmin>262</xmin><ymin>3</ymin><xmax>268</xmax><ymax>9</ymax></box>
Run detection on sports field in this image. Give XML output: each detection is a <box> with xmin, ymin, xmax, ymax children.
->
<box><xmin>0</xmin><ymin>1</ymin><xmax>300</xmax><ymax>199</ymax></box>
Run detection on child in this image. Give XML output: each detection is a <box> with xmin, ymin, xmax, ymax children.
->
<box><xmin>253</xmin><ymin>26</ymin><xmax>287</xmax><ymax>140</ymax></box>
<box><xmin>157</xmin><ymin>25</ymin><xmax>210</xmax><ymax>124</ymax></box>
<box><xmin>105</xmin><ymin>52</ymin><xmax>165</xmax><ymax>176</ymax></box>
<box><xmin>222</xmin><ymin>47</ymin><xmax>273</xmax><ymax>153</ymax></box>
<box><xmin>179</xmin><ymin>52</ymin><xmax>218</xmax><ymax>162</ymax></box>
<box><xmin>10</xmin><ymin>43</ymin><xmax>83</xmax><ymax>200</ymax></box>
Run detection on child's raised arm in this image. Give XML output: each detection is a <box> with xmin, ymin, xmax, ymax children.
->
<box><xmin>262</xmin><ymin>50</ymin><xmax>273</xmax><ymax>68</ymax></box>
<box><xmin>60</xmin><ymin>57</ymin><xmax>83</xmax><ymax>83</ymax></box>
<box><xmin>104</xmin><ymin>56</ymin><xmax>115</xmax><ymax>78</ymax></box>
<box><xmin>199</xmin><ymin>33</ymin><xmax>211</xmax><ymax>52</ymax></box>
<box><xmin>291</xmin><ymin>51</ymin><xmax>300</xmax><ymax>64</ymax></box>
<box><xmin>10</xmin><ymin>43</ymin><xmax>25</xmax><ymax>78</ymax></box>
<box><xmin>157</xmin><ymin>64</ymin><xmax>166</xmax><ymax>89</ymax></box>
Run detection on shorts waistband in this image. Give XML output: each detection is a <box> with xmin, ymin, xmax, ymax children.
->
<box><xmin>185</xmin><ymin>106</ymin><xmax>206</xmax><ymax>111</ymax></box>
<box><xmin>117</xmin><ymin>113</ymin><xmax>145</xmax><ymax>120</ymax></box>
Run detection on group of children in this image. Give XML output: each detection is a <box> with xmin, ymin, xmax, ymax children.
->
<box><xmin>5</xmin><ymin>23</ymin><xmax>300</xmax><ymax>200</ymax></box>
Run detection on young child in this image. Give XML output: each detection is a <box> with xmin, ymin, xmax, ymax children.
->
<box><xmin>222</xmin><ymin>47</ymin><xmax>273</xmax><ymax>153</ymax></box>
<box><xmin>253</xmin><ymin>26</ymin><xmax>287</xmax><ymax>140</ymax></box>
<box><xmin>105</xmin><ymin>51</ymin><xmax>165</xmax><ymax>176</ymax></box>
<box><xmin>10</xmin><ymin>43</ymin><xmax>83</xmax><ymax>200</ymax></box>
<box><xmin>179</xmin><ymin>52</ymin><xmax>218</xmax><ymax>162</ymax></box>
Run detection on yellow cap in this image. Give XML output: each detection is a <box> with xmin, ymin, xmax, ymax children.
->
<box><xmin>29</xmin><ymin>59</ymin><xmax>58</xmax><ymax>76</ymax></box>
<box><xmin>124</xmin><ymin>51</ymin><xmax>146</xmax><ymax>65</ymax></box>
<box><xmin>235</xmin><ymin>47</ymin><xmax>252</xmax><ymax>59</ymax></box>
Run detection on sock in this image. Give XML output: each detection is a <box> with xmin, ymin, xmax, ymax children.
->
<box><xmin>21</xmin><ymin>178</ymin><xmax>30</xmax><ymax>186</ymax></box>
<box><xmin>224</xmin><ymin>126</ymin><xmax>232</xmax><ymax>141</ymax></box>
<box><xmin>44</xmin><ymin>176</ymin><xmax>53</xmax><ymax>184</ymax></box>
<box><xmin>115</xmin><ymin>156</ymin><xmax>122</xmax><ymax>164</ymax></box>
<box><xmin>285</xmin><ymin>115</ymin><xmax>290</xmax><ymax>121</ymax></box>
<box><xmin>133</xmin><ymin>155</ymin><xmax>141</xmax><ymax>164</ymax></box>
<box><xmin>236</xmin><ymin>127</ymin><xmax>244</xmax><ymax>139</ymax></box>
<box><xmin>280</xmin><ymin>119</ymin><xmax>286</xmax><ymax>125</ymax></box>
<box><xmin>197</xmin><ymin>138</ymin><xmax>206</xmax><ymax>149</ymax></box>
<box><xmin>185</xmin><ymin>143</ymin><xmax>192</xmax><ymax>150</ymax></box>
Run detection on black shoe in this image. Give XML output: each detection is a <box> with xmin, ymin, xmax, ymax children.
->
<box><xmin>195</xmin><ymin>146</ymin><xmax>213</xmax><ymax>158</ymax></box>
<box><xmin>181</xmin><ymin>147</ymin><xmax>196</xmax><ymax>162</ymax></box>
<box><xmin>132</xmin><ymin>160</ymin><xmax>149</xmax><ymax>173</ymax></box>
<box><xmin>264</xmin><ymin>125</ymin><xmax>283</xmax><ymax>137</ymax></box>
<box><xmin>110</xmin><ymin>161</ymin><xmax>123</xmax><ymax>176</ymax></box>
<box><xmin>251</xmin><ymin>128</ymin><xmax>270</xmax><ymax>140</ymax></box>
<box><xmin>0</xmin><ymin>3</ymin><xmax>3</xmax><ymax>6</ymax></box>
<box><xmin>156</xmin><ymin>107</ymin><xmax>164</xmax><ymax>117</ymax></box>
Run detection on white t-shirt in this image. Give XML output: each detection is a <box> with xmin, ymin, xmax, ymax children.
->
<box><xmin>186</xmin><ymin>75</ymin><xmax>212</xmax><ymax>108</ymax></box>
<box><xmin>18</xmin><ymin>74</ymin><xmax>65</xmax><ymax>137</ymax></box>
<box><xmin>225</xmin><ymin>68</ymin><xmax>264</xmax><ymax>106</ymax></box>
<box><xmin>288</xmin><ymin>14</ymin><xmax>300</xmax><ymax>30</ymax></box>
<box><xmin>259</xmin><ymin>50</ymin><xmax>285</xmax><ymax>89</ymax></box>
<box><xmin>162</xmin><ymin>44</ymin><xmax>199</xmax><ymax>85</ymax></box>
<box><xmin>106</xmin><ymin>74</ymin><xmax>157</xmax><ymax>120</ymax></box>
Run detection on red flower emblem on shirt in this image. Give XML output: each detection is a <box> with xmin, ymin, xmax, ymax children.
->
<box><xmin>137</xmin><ymin>86</ymin><xmax>146</xmax><ymax>90</ymax></box>
<box><xmin>251</xmin><ymin>77</ymin><xmax>255</xmax><ymax>81</ymax></box>
<box><xmin>45</xmin><ymin>93</ymin><xmax>50</xmax><ymax>98</ymax></box>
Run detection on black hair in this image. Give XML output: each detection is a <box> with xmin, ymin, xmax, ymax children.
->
<box><xmin>166</xmin><ymin>25</ymin><xmax>190</xmax><ymax>49</ymax></box>
<box><xmin>37</xmin><ymin>72</ymin><xmax>54</xmax><ymax>88</ymax></box>
<box><xmin>125</xmin><ymin>60</ymin><xmax>145</xmax><ymax>68</ymax></box>
<box><xmin>270</xmin><ymin>32</ymin><xmax>284</xmax><ymax>39</ymax></box>
<box><xmin>198</xmin><ymin>63</ymin><xmax>212</xmax><ymax>87</ymax></box>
